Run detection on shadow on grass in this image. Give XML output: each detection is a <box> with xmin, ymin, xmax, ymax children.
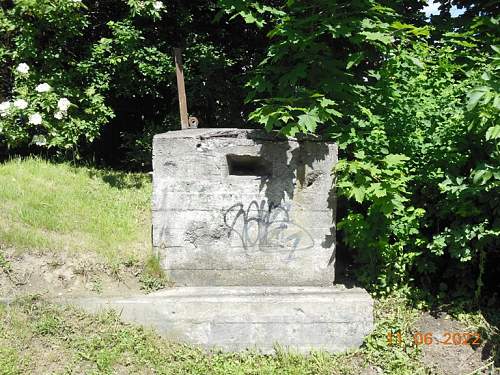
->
<box><xmin>0</xmin><ymin>151</ymin><xmax>151</xmax><ymax>190</ymax></box>
<box><xmin>86</xmin><ymin>169</ymin><xmax>151</xmax><ymax>190</ymax></box>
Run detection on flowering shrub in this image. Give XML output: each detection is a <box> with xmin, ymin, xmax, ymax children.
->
<box><xmin>0</xmin><ymin>0</ymin><xmax>266</xmax><ymax>161</ymax></box>
<box><xmin>0</xmin><ymin>0</ymin><xmax>119</xmax><ymax>149</ymax></box>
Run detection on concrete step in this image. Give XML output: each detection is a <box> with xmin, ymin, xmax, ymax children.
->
<box><xmin>62</xmin><ymin>286</ymin><xmax>373</xmax><ymax>354</ymax></box>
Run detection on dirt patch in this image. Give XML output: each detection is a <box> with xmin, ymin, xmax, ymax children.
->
<box><xmin>0</xmin><ymin>247</ymin><xmax>145</xmax><ymax>299</ymax></box>
<box><xmin>414</xmin><ymin>312</ymin><xmax>496</xmax><ymax>374</ymax></box>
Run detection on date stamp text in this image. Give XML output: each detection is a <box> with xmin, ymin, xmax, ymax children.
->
<box><xmin>387</xmin><ymin>331</ymin><xmax>481</xmax><ymax>346</ymax></box>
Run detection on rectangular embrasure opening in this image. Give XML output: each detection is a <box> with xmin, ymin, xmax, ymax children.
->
<box><xmin>226</xmin><ymin>154</ymin><xmax>272</xmax><ymax>176</ymax></box>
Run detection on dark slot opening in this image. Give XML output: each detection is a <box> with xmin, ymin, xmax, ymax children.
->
<box><xmin>226</xmin><ymin>154</ymin><xmax>272</xmax><ymax>176</ymax></box>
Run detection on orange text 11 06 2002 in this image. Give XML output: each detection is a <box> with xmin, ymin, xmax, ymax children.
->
<box><xmin>387</xmin><ymin>331</ymin><xmax>481</xmax><ymax>346</ymax></box>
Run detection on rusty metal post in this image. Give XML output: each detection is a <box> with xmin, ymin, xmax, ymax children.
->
<box><xmin>174</xmin><ymin>48</ymin><xmax>189</xmax><ymax>129</ymax></box>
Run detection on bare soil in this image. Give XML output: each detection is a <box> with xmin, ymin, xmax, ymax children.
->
<box><xmin>0</xmin><ymin>247</ymin><xmax>145</xmax><ymax>299</ymax></box>
<box><xmin>415</xmin><ymin>312</ymin><xmax>497</xmax><ymax>374</ymax></box>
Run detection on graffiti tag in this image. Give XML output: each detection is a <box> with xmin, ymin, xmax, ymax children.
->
<box><xmin>223</xmin><ymin>200</ymin><xmax>314</xmax><ymax>259</ymax></box>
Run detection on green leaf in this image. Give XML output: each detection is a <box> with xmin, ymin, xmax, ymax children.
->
<box><xmin>481</xmin><ymin>71</ymin><xmax>491</xmax><ymax>81</ymax></box>
<box><xmin>373</xmin><ymin>187</ymin><xmax>387</xmax><ymax>198</ymax></box>
<box><xmin>485</xmin><ymin>126</ymin><xmax>500</xmax><ymax>140</ymax></box>
<box><xmin>467</xmin><ymin>87</ymin><xmax>488</xmax><ymax>111</ymax></box>
<box><xmin>352</xmin><ymin>187</ymin><xmax>365</xmax><ymax>203</ymax></box>
<box><xmin>360</xmin><ymin>31</ymin><xmax>393</xmax><ymax>45</ymax></box>
<box><xmin>325</xmin><ymin>108</ymin><xmax>343</xmax><ymax>117</ymax></box>
<box><xmin>473</xmin><ymin>169</ymin><xmax>492</xmax><ymax>185</ymax></box>
<box><xmin>409</xmin><ymin>56</ymin><xmax>424</xmax><ymax>69</ymax></box>
<box><xmin>319</xmin><ymin>97</ymin><xmax>336</xmax><ymax>107</ymax></box>
<box><xmin>239</xmin><ymin>11</ymin><xmax>265</xmax><ymax>27</ymax></box>
<box><xmin>391</xmin><ymin>21</ymin><xmax>429</xmax><ymax>36</ymax></box>
<box><xmin>297</xmin><ymin>109</ymin><xmax>319</xmax><ymax>133</ymax></box>
<box><xmin>281</xmin><ymin>123</ymin><xmax>300</xmax><ymax>137</ymax></box>
<box><xmin>383</xmin><ymin>154</ymin><xmax>409</xmax><ymax>166</ymax></box>
<box><xmin>354</xmin><ymin>150</ymin><xmax>366</xmax><ymax>159</ymax></box>
<box><xmin>319</xmin><ymin>97</ymin><xmax>342</xmax><ymax>117</ymax></box>
<box><xmin>346</xmin><ymin>52</ymin><xmax>364</xmax><ymax>69</ymax></box>
<box><xmin>493</xmin><ymin>95</ymin><xmax>500</xmax><ymax>110</ymax></box>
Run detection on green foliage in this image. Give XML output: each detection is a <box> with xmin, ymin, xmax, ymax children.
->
<box><xmin>139</xmin><ymin>253</ymin><xmax>169</xmax><ymax>292</ymax></box>
<box><xmin>362</xmin><ymin>293</ymin><xmax>425</xmax><ymax>374</ymax></box>
<box><xmin>335</xmin><ymin>35</ymin><xmax>499</xmax><ymax>297</ymax></box>
<box><xmin>220</xmin><ymin>0</ymin><xmax>421</xmax><ymax>137</ymax></box>
<box><xmin>227</xmin><ymin>1</ymin><xmax>499</xmax><ymax>299</ymax></box>
<box><xmin>0</xmin><ymin>347</ymin><xmax>23</xmax><ymax>375</ymax></box>
<box><xmin>336</xmin><ymin>152</ymin><xmax>425</xmax><ymax>290</ymax></box>
<box><xmin>0</xmin><ymin>0</ymin><xmax>266</xmax><ymax>165</ymax></box>
<box><xmin>0</xmin><ymin>0</ymin><xmax>116</xmax><ymax>149</ymax></box>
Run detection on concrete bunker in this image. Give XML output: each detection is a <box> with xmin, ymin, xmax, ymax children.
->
<box><xmin>152</xmin><ymin>128</ymin><xmax>338</xmax><ymax>286</ymax></box>
<box><xmin>148</xmin><ymin>127</ymin><xmax>373</xmax><ymax>352</ymax></box>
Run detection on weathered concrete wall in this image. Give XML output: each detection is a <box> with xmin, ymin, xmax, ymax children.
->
<box><xmin>152</xmin><ymin>128</ymin><xmax>338</xmax><ymax>286</ymax></box>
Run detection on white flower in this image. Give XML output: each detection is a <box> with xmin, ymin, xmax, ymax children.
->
<box><xmin>153</xmin><ymin>1</ymin><xmax>164</xmax><ymax>10</ymax></box>
<box><xmin>54</xmin><ymin>111</ymin><xmax>65</xmax><ymax>120</ymax></box>
<box><xmin>13</xmin><ymin>99</ymin><xmax>28</xmax><ymax>109</ymax></box>
<box><xmin>0</xmin><ymin>101</ymin><xmax>11</xmax><ymax>111</ymax></box>
<box><xmin>0</xmin><ymin>101</ymin><xmax>10</xmax><ymax>117</ymax></box>
<box><xmin>35</xmin><ymin>83</ymin><xmax>52</xmax><ymax>93</ymax></box>
<box><xmin>29</xmin><ymin>113</ymin><xmax>43</xmax><ymax>125</ymax></box>
<box><xmin>16</xmin><ymin>63</ymin><xmax>30</xmax><ymax>74</ymax></box>
<box><xmin>57</xmin><ymin>98</ymin><xmax>71</xmax><ymax>112</ymax></box>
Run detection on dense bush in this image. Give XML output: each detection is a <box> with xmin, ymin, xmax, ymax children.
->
<box><xmin>0</xmin><ymin>0</ymin><xmax>113</xmax><ymax>150</ymax></box>
<box><xmin>338</xmin><ymin>35</ymin><xmax>499</xmax><ymax>299</ymax></box>
<box><xmin>0</xmin><ymin>0</ymin><xmax>267</xmax><ymax>165</ymax></box>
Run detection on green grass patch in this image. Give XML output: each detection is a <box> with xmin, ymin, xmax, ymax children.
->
<box><xmin>364</xmin><ymin>294</ymin><xmax>425</xmax><ymax>374</ymax></box>
<box><xmin>0</xmin><ymin>157</ymin><xmax>151</xmax><ymax>263</ymax></box>
<box><xmin>0</xmin><ymin>296</ymin><xmax>365</xmax><ymax>374</ymax></box>
<box><xmin>0</xmin><ymin>294</ymin><xmax>437</xmax><ymax>374</ymax></box>
<box><xmin>139</xmin><ymin>253</ymin><xmax>170</xmax><ymax>292</ymax></box>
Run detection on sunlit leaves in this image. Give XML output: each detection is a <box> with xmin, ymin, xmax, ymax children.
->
<box><xmin>223</xmin><ymin>0</ymin><xmax>402</xmax><ymax>137</ymax></box>
<box><xmin>485</xmin><ymin>125</ymin><xmax>500</xmax><ymax>140</ymax></box>
<box><xmin>360</xmin><ymin>31</ymin><xmax>394</xmax><ymax>46</ymax></box>
<box><xmin>467</xmin><ymin>86</ymin><xmax>490</xmax><ymax>110</ymax></box>
<box><xmin>297</xmin><ymin>109</ymin><xmax>319</xmax><ymax>133</ymax></box>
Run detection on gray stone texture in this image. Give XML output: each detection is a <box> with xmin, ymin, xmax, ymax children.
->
<box><xmin>64</xmin><ymin>286</ymin><xmax>373</xmax><ymax>354</ymax></box>
<box><xmin>152</xmin><ymin>128</ymin><xmax>338</xmax><ymax>286</ymax></box>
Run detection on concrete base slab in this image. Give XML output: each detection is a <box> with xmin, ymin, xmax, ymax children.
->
<box><xmin>63</xmin><ymin>286</ymin><xmax>373</xmax><ymax>353</ymax></box>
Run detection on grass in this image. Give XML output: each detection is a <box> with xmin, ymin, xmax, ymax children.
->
<box><xmin>0</xmin><ymin>294</ymin><xmax>430</xmax><ymax>375</ymax></box>
<box><xmin>0</xmin><ymin>157</ymin><xmax>151</xmax><ymax>263</ymax></box>
<box><xmin>1</xmin><ymin>157</ymin><xmax>496</xmax><ymax>374</ymax></box>
<box><xmin>139</xmin><ymin>254</ymin><xmax>170</xmax><ymax>292</ymax></box>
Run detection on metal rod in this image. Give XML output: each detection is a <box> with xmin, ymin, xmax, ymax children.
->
<box><xmin>174</xmin><ymin>48</ymin><xmax>189</xmax><ymax>130</ymax></box>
